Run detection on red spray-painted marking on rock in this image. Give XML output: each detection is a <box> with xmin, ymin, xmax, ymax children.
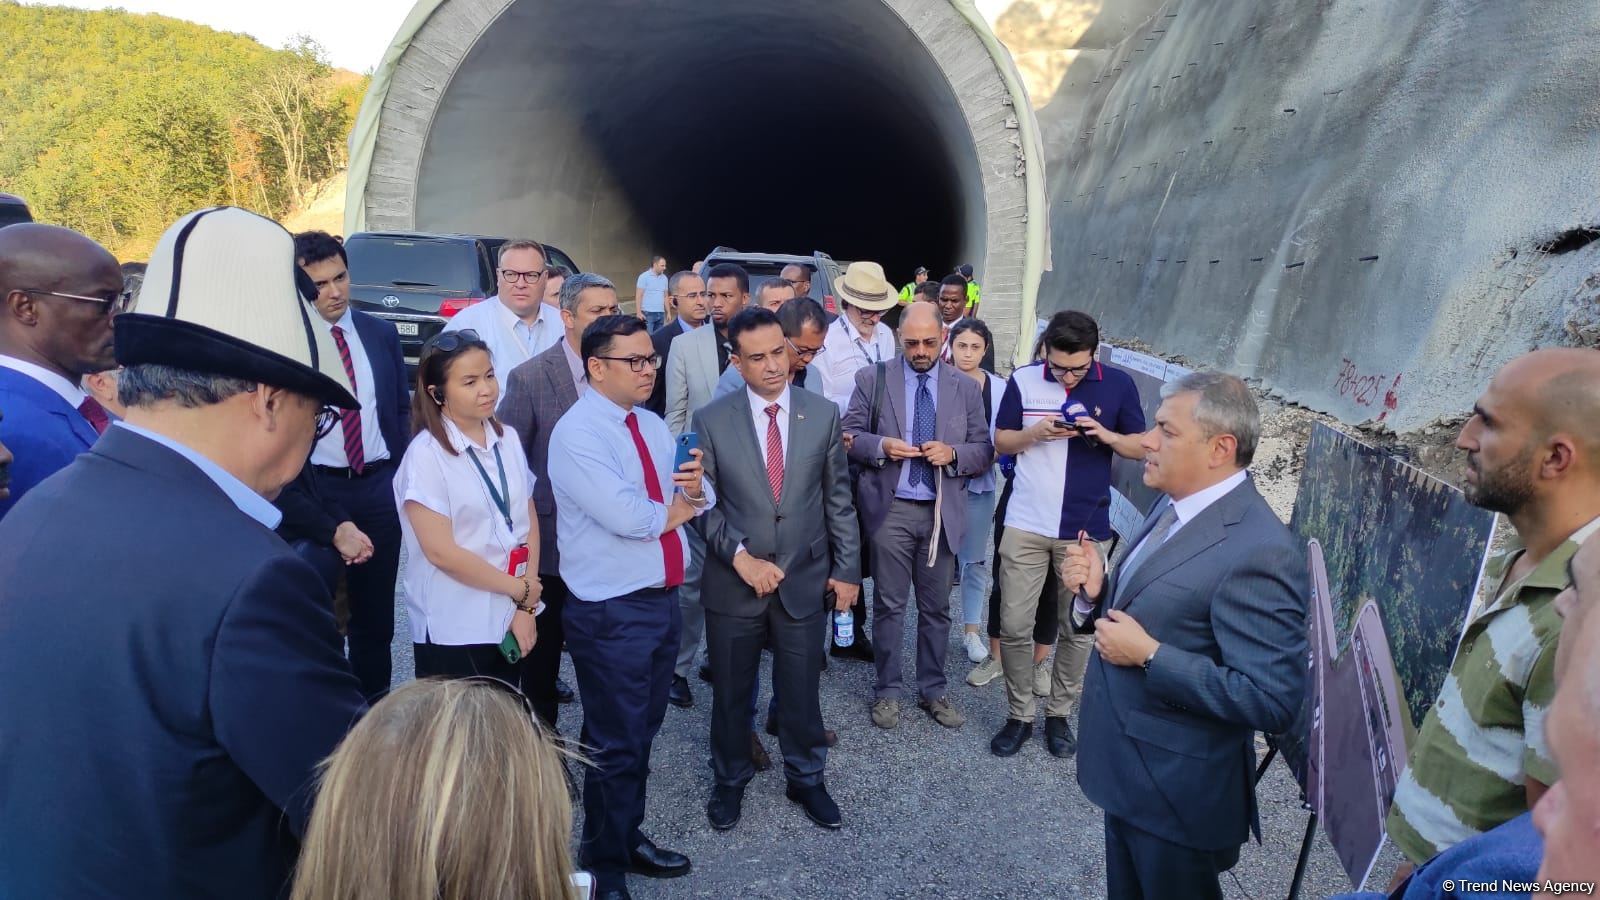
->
<box><xmin>1335</xmin><ymin>360</ymin><xmax>1402</xmax><ymax>417</ymax></box>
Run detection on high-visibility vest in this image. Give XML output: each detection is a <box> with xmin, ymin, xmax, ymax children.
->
<box><xmin>966</xmin><ymin>281</ymin><xmax>980</xmax><ymax>310</ymax></box>
<box><xmin>899</xmin><ymin>283</ymin><xmax>916</xmax><ymax>303</ymax></box>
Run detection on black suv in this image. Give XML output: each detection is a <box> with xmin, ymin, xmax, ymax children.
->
<box><xmin>346</xmin><ymin>231</ymin><xmax>581</xmax><ymax>367</ymax></box>
<box><xmin>0</xmin><ymin>194</ymin><xmax>33</xmax><ymax>228</ymax></box>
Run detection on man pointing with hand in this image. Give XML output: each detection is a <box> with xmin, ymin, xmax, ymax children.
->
<box><xmin>1062</xmin><ymin>371</ymin><xmax>1307</xmax><ymax>900</ymax></box>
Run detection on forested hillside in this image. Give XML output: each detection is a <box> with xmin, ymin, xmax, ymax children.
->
<box><xmin>0</xmin><ymin>1</ymin><xmax>366</xmax><ymax>257</ymax></box>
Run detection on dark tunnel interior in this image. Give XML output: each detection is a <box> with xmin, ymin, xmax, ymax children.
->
<box><xmin>412</xmin><ymin>0</ymin><xmax>986</xmax><ymax>292</ymax></box>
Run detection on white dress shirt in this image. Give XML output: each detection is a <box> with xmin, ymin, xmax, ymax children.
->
<box><xmin>747</xmin><ymin>385</ymin><xmax>791</xmax><ymax>464</ymax></box>
<box><xmin>1075</xmin><ymin>469</ymin><xmax>1250</xmax><ymax>620</ymax></box>
<box><xmin>440</xmin><ymin>296</ymin><xmax>563</xmax><ymax>373</ymax></box>
<box><xmin>310</xmin><ymin>310</ymin><xmax>390</xmax><ymax>468</ymax></box>
<box><xmin>560</xmin><ymin>338</ymin><xmax>589</xmax><ymax>397</ymax></box>
<box><xmin>814</xmin><ymin>315</ymin><xmax>897</xmax><ymax>413</ymax></box>
<box><xmin>394</xmin><ymin>417</ymin><xmax>536</xmax><ymax>645</ymax></box>
<box><xmin>547</xmin><ymin>390</ymin><xmax>716</xmax><ymax>602</ymax></box>
<box><xmin>0</xmin><ymin>355</ymin><xmax>86</xmax><ymax>407</ymax></box>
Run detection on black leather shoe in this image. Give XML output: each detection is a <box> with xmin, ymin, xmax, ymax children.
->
<box><xmin>830</xmin><ymin>636</ymin><xmax>874</xmax><ymax>662</ymax></box>
<box><xmin>698</xmin><ymin>663</ymin><xmax>714</xmax><ymax>683</ymax></box>
<box><xmin>706</xmin><ymin>784</ymin><xmax>745</xmax><ymax>831</ymax></box>
<box><xmin>597</xmin><ymin>888</ymin><xmax>632</xmax><ymax>900</ymax></box>
<box><xmin>629</xmin><ymin>837</ymin><xmax>691</xmax><ymax>878</ymax></box>
<box><xmin>990</xmin><ymin>718</ymin><xmax>1033</xmax><ymax>757</ymax></box>
<box><xmin>554</xmin><ymin>676</ymin><xmax>575</xmax><ymax>704</ymax></box>
<box><xmin>668</xmin><ymin>675</ymin><xmax>693</xmax><ymax>709</ymax></box>
<box><xmin>785</xmin><ymin>782</ymin><xmax>842</xmax><ymax>829</ymax></box>
<box><xmin>1045</xmin><ymin>716</ymin><xmax>1078</xmax><ymax>758</ymax></box>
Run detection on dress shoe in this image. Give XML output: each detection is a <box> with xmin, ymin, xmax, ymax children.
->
<box><xmin>825</xmin><ymin>728</ymin><xmax>838</xmax><ymax>747</ymax></box>
<box><xmin>668</xmin><ymin>675</ymin><xmax>693</xmax><ymax>709</ymax></box>
<box><xmin>830</xmin><ymin>636</ymin><xmax>874</xmax><ymax>662</ymax></box>
<box><xmin>990</xmin><ymin>718</ymin><xmax>1033</xmax><ymax>757</ymax></box>
<box><xmin>750</xmin><ymin>731</ymin><xmax>772</xmax><ymax>771</ymax></box>
<box><xmin>628</xmin><ymin>837</ymin><xmax>691</xmax><ymax>879</ymax></box>
<box><xmin>785</xmin><ymin>781</ymin><xmax>842</xmax><ymax>829</ymax></box>
<box><xmin>698</xmin><ymin>662</ymin><xmax>714</xmax><ymax>683</ymax></box>
<box><xmin>1045</xmin><ymin>715</ymin><xmax>1078</xmax><ymax>758</ymax></box>
<box><xmin>706</xmin><ymin>784</ymin><xmax>745</xmax><ymax>831</ymax></box>
<box><xmin>554</xmin><ymin>676</ymin><xmax>576</xmax><ymax>704</ymax></box>
<box><xmin>597</xmin><ymin>888</ymin><xmax>632</xmax><ymax>900</ymax></box>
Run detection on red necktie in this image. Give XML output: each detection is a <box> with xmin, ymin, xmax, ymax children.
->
<box><xmin>329</xmin><ymin>326</ymin><xmax>365</xmax><ymax>474</ymax></box>
<box><xmin>764</xmin><ymin>403</ymin><xmax>784</xmax><ymax>504</ymax></box>
<box><xmin>77</xmin><ymin>396</ymin><xmax>109</xmax><ymax>435</ymax></box>
<box><xmin>625</xmin><ymin>412</ymin><xmax>684</xmax><ymax>588</ymax></box>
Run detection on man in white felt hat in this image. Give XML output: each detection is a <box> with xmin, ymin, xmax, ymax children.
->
<box><xmin>0</xmin><ymin>207</ymin><xmax>368</xmax><ymax>900</ymax></box>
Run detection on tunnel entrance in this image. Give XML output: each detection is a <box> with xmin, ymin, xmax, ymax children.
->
<box><xmin>354</xmin><ymin>0</ymin><xmax>1041</xmax><ymax>362</ymax></box>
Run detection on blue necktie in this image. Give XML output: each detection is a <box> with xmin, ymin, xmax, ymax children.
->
<box><xmin>910</xmin><ymin>373</ymin><xmax>935</xmax><ymax>488</ymax></box>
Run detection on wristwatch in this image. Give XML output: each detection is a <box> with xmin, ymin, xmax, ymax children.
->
<box><xmin>1142</xmin><ymin>645</ymin><xmax>1159</xmax><ymax>671</ymax></box>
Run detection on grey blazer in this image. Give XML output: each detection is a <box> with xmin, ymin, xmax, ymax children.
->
<box><xmin>840</xmin><ymin>359</ymin><xmax>993</xmax><ymax>554</ymax></box>
<box><xmin>692</xmin><ymin>387</ymin><xmax>860</xmax><ymax>620</ymax></box>
<box><xmin>1074</xmin><ymin>477</ymin><xmax>1308</xmax><ymax>853</ymax></box>
<box><xmin>495</xmin><ymin>340</ymin><xmax>578</xmax><ymax>576</ymax></box>
<box><xmin>665</xmin><ymin>324</ymin><xmax>721</xmax><ymax>435</ymax></box>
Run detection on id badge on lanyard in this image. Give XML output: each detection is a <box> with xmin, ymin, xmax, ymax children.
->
<box><xmin>467</xmin><ymin>441</ymin><xmax>529</xmax><ymax>577</ymax></box>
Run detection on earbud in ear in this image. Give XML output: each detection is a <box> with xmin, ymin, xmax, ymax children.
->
<box><xmin>428</xmin><ymin>389</ymin><xmax>443</xmax><ymax>406</ymax></box>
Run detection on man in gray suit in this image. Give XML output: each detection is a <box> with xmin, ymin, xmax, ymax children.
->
<box><xmin>842</xmin><ymin>303</ymin><xmax>993</xmax><ymax>731</ymax></box>
<box><xmin>1062</xmin><ymin>371</ymin><xmax>1307</xmax><ymax>900</ymax></box>
<box><xmin>694</xmin><ymin>307</ymin><xmax>860</xmax><ymax>832</ymax></box>
<box><xmin>664</xmin><ymin>262</ymin><xmax>749</xmax><ymax>706</ymax></box>
<box><xmin>496</xmin><ymin>272</ymin><xmax>621</xmax><ymax>726</ymax></box>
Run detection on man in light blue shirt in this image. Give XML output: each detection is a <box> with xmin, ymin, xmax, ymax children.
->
<box><xmin>548</xmin><ymin>314</ymin><xmax>714</xmax><ymax>900</ymax></box>
<box><xmin>441</xmin><ymin>240</ymin><xmax>563</xmax><ymax>372</ymax></box>
<box><xmin>636</xmin><ymin>255</ymin><xmax>669</xmax><ymax>333</ymax></box>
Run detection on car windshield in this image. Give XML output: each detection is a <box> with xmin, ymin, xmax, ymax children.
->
<box><xmin>545</xmin><ymin>245</ymin><xmax>580</xmax><ymax>274</ymax></box>
<box><xmin>0</xmin><ymin>204</ymin><xmax>31</xmax><ymax>228</ymax></box>
<box><xmin>347</xmin><ymin>238</ymin><xmax>477</xmax><ymax>289</ymax></box>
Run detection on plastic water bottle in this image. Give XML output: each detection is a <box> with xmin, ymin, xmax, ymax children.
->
<box><xmin>833</xmin><ymin>609</ymin><xmax>854</xmax><ymax>647</ymax></box>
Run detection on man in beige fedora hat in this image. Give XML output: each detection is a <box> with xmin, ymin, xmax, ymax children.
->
<box><xmin>0</xmin><ymin>207</ymin><xmax>368</xmax><ymax>899</ymax></box>
<box><xmin>814</xmin><ymin>260</ymin><xmax>898</xmax><ymax>416</ymax></box>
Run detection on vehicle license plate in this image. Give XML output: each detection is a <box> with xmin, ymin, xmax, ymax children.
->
<box><xmin>395</xmin><ymin>322</ymin><xmax>419</xmax><ymax>336</ymax></box>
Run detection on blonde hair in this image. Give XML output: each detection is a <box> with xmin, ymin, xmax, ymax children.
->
<box><xmin>290</xmin><ymin>678</ymin><xmax>577</xmax><ymax>900</ymax></box>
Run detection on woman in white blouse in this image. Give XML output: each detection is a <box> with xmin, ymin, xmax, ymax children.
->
<box><xmin>394</xmin><ymin>329</ymin><xmax>541</xmax><ymax>682</ymax></box>
<box><xmin>947</xmin><ymin>320</ymin><xmax>1005</xmax><ymax>665</ymax></box>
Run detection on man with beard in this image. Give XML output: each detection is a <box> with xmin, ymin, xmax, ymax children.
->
<box><xmin>842</xmin><ymin>303</ymin><xmax>993</xmax><ymax>731</ymax></box>
<box><xmin>0</xmin><ymin>224</ymin><xmax>125</xmax><ymax>519</ymax></box>
<box><xmin>1384</xmin><ymin>348</ymin><xmax>1600</xmax><ymax>886</ymax></box>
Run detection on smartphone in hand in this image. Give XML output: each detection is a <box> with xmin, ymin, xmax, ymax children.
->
<box><xmin>674</xmin><ymin>432</ymin><xmax>699</xmax><ymax>470</ymax></box>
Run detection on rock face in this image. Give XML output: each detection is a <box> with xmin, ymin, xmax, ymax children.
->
<box><xmin>1010</xmin><ymin>0</ymin><xmax>1600</xmax><ymax>429</ymax></box>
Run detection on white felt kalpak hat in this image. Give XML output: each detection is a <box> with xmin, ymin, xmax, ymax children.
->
<box><xmin>115</xmin><ymin>207</ymin><xmax>357</xmax><ymax>409</ymax></box>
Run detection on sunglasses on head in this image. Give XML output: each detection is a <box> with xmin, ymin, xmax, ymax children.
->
<box><xmin>460</xmin><ymin>675</ymin><xmax>540</xmax><ymax>725</ymax></box>
<box><xmin>425</xmin><ymin>329</ymin><xmax>483</xmax><ymax>354</ymax></box>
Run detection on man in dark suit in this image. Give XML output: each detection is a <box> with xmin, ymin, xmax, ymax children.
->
<box><xmin>498</xmin><ymin>271</ymin><xmax>622</xmax><ymax>727</ymax></box>
<box><xmin>842</xmin><ymin>303</ymin><xmax>993</xmax><ymax>731</ymax></box>
<box><xmin>0</xmin><ymin>223</ymin><xmax>125</xmax><ymax>520</ymax></box>
<box><xmin>0</xmin><ymin>207</ymin><xmax>367</xmax><ymax>899</ymax></box>
<box><xmin>645</xmin><ymin>269</ymin><xmax>708</xmax><ymax>416</ymax></box>
<box><xmin>1062</xmin><ymin>371</ymin><xmax>1308</xmax><ymax>900</ymax></box>
<box><xmin>694</xmin><ymin>307</ymin><xmax>860</xmax><ymax>831</ymax></box>
<box><xmin>270</xmin><ymin>230</ymin><xmax>410</xmax><ymax>700</ymax></box>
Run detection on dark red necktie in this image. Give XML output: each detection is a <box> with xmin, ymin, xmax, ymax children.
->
<box><xmin>764</xmin><ymin>403</ymin><xmax>784</xmax><ymax>504</ymax></box>
<box><xmin>625</xmin><ymin>412</ymin><xmax>684</xmax><ymax>588</ymax></box>
<box><xmin>329</xmin><ymin>326</ymin><xmax>365</xmax><ymax>474</ymax></box>
<box><xmin>77</xmin><ymin>396</ymin><xmax>109</xmax><ymax>435</ymax></box>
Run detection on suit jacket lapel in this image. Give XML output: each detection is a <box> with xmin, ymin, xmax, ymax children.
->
<box><xmin>698</xmin><ymin>328</ymin><xmax>720</xmax><ymax>398</ymax></box>
<box><xmin>543</xmin><ymin>346</ymin><xmax>578</xmax><ymax>410</ymax></box>
<box><xmin>884</xmin><ymin>358</ymin><xmax>907</xmax><ymax>440</ymax></box>
<box><xmin>933</xmin><ymin>363</ymin><xmax>958</xmax><ymax>443</ymax></box>
<box><xmin>729</xmin><ymin>390</ymin><xmax>778</xmax><ymax>511</ymax></box>
<box><xmin>1115</xmin><ymin>510</ymin><xmax>1225</xmax><ymax>611</ymax></box>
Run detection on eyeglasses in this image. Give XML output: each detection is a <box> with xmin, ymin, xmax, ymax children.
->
<box><xmin>1048</xmin><ymin>361</ymin><xmax>1094</xmax><ymax>380</ymax></box>
<box><xmin>595</xmin><ymin>353</ymin><xmax>662</xmax><ymax>373</ymax></box>
<box><xmin>425</xmin><ymin>329</ymin><xmax>482</xmax><ymax>354</ymax></box>
<box><xmin>314</xmin><ymin>405</ymin><xmax>340</xmax><ymax>440</ymax></box>
<box><xmin>787</xmin><ymin>338</ymin><xmax>825</xmax><ymax>361</ymax></box>
<box><xmin>849</xmin><ymin>306</ymin><xmax>884</xmax><ymax>320</ymax></box>
<box><xmin>23</xmin><ymin>287</ymin><xmax>135</xmax><ymax>316</ymax></box>
<box><xmin>461</xmin><ymin>675</ymin><xmax>541</xmax><ymax>724</ymax></box>
<box><xmin>499</xmin><ymin>268</ymin><xmax>548</xmax><ymax>285</ymax></box>
<box><xmin>902</xmin><ymin>337</ymin><xmax>942</xmax><ymax>350</ymax></box>
<box><xmin>673</xmin><ymin>291</ymin><xmax>709</xmax><ymax>300</ymax></box>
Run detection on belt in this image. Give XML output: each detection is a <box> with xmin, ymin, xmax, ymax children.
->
<box><xmin>893</xmin><ymin>496</ymin><xmax>936</xmax><ymax>506</ymax></box>
<box><xmin>314</xmin><ymin>459</ymin><xmax>392</xmax><ymax>479</ymax></box>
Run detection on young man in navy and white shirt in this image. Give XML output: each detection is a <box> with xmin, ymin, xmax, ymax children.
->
<box><xmin>988</xmin><ymin>310</ymin><xmax>1148</xmax><ymax>759</ymax></box>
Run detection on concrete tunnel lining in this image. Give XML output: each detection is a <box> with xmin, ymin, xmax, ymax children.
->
<box><xmin>349</xmin><ymin>0</ymin><xmax>1046</xmax><ymax>366</ymax></box>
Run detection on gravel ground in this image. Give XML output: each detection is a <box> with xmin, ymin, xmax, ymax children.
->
<box><xmin>389</xmin><ymin>581</ymin><xmax>1366</xmax><ymax>899</ymax></box>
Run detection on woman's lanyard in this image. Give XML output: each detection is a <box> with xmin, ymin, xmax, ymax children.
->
<box><xmin>466</xmin><ymin>442</ymin><xmax>514</xmax><ymax>534</ymax></box>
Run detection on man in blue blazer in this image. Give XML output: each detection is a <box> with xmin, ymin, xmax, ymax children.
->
<box><xmin>1062</xmin><ymin>371</ymin><xmax>1308</xmax><ymax>900</ymax></box>
<box><xmin>0</xmin><ymin>207</ymin><xmax>367</xmax><ymax>899</ymax></box>
<box><xmin>0</xmin><ymin>223</ymin><xmax>125</xmax><ymax>519</ymax></box>
<box><xmin>273</xmin><ymin>230</ymin><xmax>411</xmax><ymax>699</ymax></box>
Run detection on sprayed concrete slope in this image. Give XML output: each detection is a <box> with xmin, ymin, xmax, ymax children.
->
<box><xmin>1033</xmin><ymin>0</ymin><xmax>1600</xmax><ymax>429</ymax></box>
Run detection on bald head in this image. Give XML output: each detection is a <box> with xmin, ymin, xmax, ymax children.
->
<box><xmin>1501</xmin><ymin>350</ymin><xmax>1600</xmax><ymax>461</ymax></box>
<box><xmin>900</xmin><ymin>301</ymin><xmax>942</xmax><ymax>334</ymax></box>
<box><xmin>899</xmin><ymin>302</ymin><xmax>943</xmax><ymax>374</ymax></box>
<box><xmin>0</xmin><ymin>224</ymin><xmax>122</xmax><ymax>378</ymax></box>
